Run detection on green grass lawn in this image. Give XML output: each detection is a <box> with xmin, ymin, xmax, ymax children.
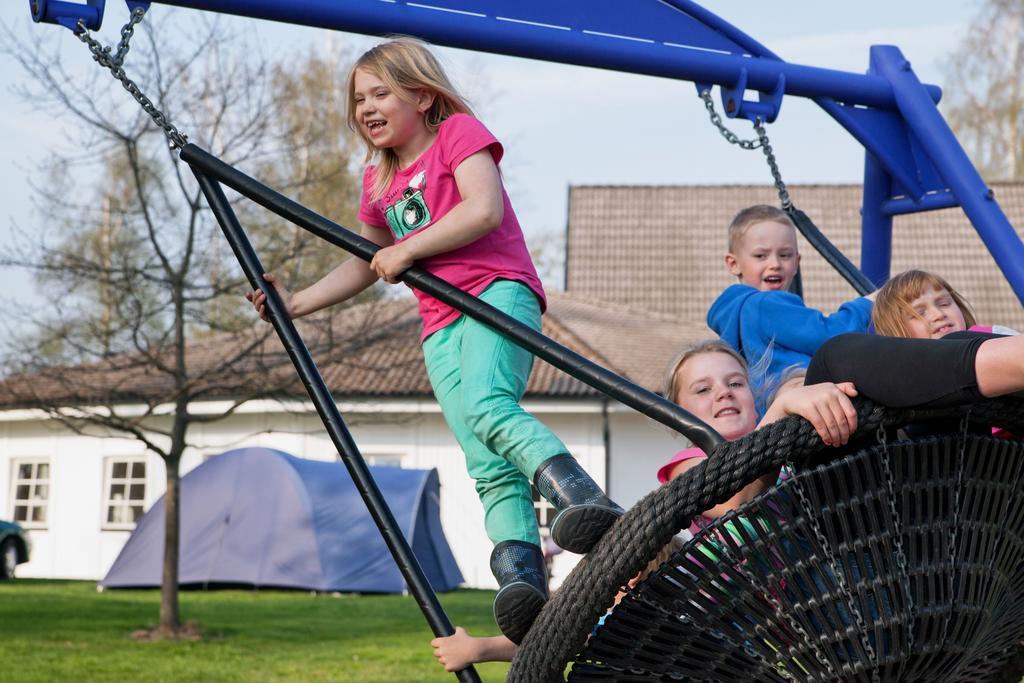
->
<box><xmin>0</xmin><ymin>580</ymin><xmax>511</xmax><ymax>682</ymax></box>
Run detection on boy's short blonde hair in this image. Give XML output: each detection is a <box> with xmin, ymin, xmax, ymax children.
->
<box><xmin>872</xmin><ymin>269</ymin><xmax>977</xmax><ymax>337</ymax></box>
<box><xmin>727</xmin><ymin>205</ymin><xmax>797</xmax><ymax>253</ymax></box>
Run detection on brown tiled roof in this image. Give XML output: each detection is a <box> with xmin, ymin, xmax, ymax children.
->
<box><xmin>0</xmin><ymin>293</ymin><xmax>711</xmax><ymax>410</ymax></box>
<box><xmin>566</xmin><ymin>183</ymin><xmax>1024</xmax><ymax>329</ymax></box>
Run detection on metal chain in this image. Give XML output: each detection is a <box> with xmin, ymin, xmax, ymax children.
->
<box><xmin>110</xmin><ymin>8</ymin><xmax>142</xmax><ymax>67</ymax></box>
<box><xmin>875</xmin><ymin>425</ymin><xmax>916</xmax><ymax>658</ymax></box>
<box><xmin>582</xmin><ymin>563</ymin><xmax>780</xmax><ymax>682</ymax></box>
<box><xmin>791</xmin><ymin>474</ymin><xmax>881</xmax><ymax>681</ymax></box>
<box><xmin>753</xmin><ymin>120</ymin><xmax>793</xmax><ymax>209</ymax></box>
<box><xmin>939</xmin><ymin>411</ymin><xmax>969</xmax><ymax>647</ymax></box>
<box><xmin>699</xmin><ymin>89</ymin><xmax>762</xmax><ymax>150</ymax></box>
<box><xmin>699</xmin><ymin>89</ymin><xmax>793</xmax><ymax>209</ymax></box>
<box><xmin>708</xmin><ymin>527</ymin><xmax>793</xmax><ymax>678</ymax></box>
<box><xmin>720</xmin><ymin>530</ymin><xmax>819</xmax><ymax>680</ymax></box>
<box><xmin>74</xmin><ymin>8</ymin><xmax>189</xmax><ymax>151</ymax></box>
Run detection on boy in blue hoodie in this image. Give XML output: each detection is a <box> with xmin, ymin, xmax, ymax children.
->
<box><xmin>707</xmin><ymin>205</ymin><xmax>876</xmax><ymax>403</ymax></box>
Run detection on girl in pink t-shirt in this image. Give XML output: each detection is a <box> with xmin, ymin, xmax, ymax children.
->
<box><xmin>247</xmin><ymin>38</ymin><xmax>619</xmax><ymax>643</ymax></box>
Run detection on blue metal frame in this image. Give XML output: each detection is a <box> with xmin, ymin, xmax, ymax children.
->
<box><xmin>31</xmin><ymin>0</ymin><xmax>105</xmax><ymax>30</ymax></box>
<box><xmin>28</xmin><ymin>0</ymin><xmax>1024</xmax><ymax>301</ymax></box>
<box><xmin>861</xmin><ymin>151</ymin><xmax>894</xmax><ymax>287</ymax></box>
<box><xmin>869</xmin><ymin>45</ymin><xmax>1024</xmax><ymax>297</ymax></box>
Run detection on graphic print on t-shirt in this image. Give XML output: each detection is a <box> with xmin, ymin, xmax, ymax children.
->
<box><xmin>384</xmin><ymin>170</ymin><xmax>431</xmax><ymax>239</ymax></box>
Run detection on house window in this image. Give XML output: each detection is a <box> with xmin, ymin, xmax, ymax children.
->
<box><xmin>365</xmin><ymin>453</ymin><xmax>404</xmax><ymax>468</ymax></box>
<box><xmin>532</xmin><ymin>485</ymin><xmax>556</xmax><ymax>532</ymax></box>
<box><xmin>104</xmin><ymin>459</ymin><xmax>146</xmax><ymax>528</ymax></box>
<box><xmin>11</xmin><ymin>459</ymin><xmax>49</xmax><ymax>528</ymax></box>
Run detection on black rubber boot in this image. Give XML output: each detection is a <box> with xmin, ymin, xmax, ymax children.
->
<box><xmin>534</xmin><ymin>454</ymin><xmax>624</xmax><ymax>554</ymax></box>
<box><xmin>490</xmin><ymin>540</ymin><xmax>548</xmax><ymax>644</ymax></box>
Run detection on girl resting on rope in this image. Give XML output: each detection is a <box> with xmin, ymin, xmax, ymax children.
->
<box><xmin>806</xmin><ymin>271</ymin><xmax>1024</xmax><ymax>410</ymax></box>
<box><xmin>656</xmin><ymin>340</ymin><xmax>858</xmax><ymax>492</ymax></box>
<box><xmin>871</xmin><ymin>269</ymin><xmax>1018</xmax><ymax>340</ymax></box>
<box><xmin>246</xmin><ymin>37</ymin><xmax>620</xmax><ymax>644</ymax></box>
<box><xmin>856</xmin><ymin>269</ymin><xmax>1020</xmax><ymax>439</ymax></box>
<box><xmin>431</xmin><ymin>340</ymin><xmax>859</xmax><ymax>672</ymax></box>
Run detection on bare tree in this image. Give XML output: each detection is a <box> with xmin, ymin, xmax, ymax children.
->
<box><xmin>943</xmin><ymin>0</ymin><xmax>1024</xmax><ymax>180</ymax></box>
<box><xmin>527</xmin><ymin>229</ymin><xmax>566</xmax><ymax>290</ymax></box>
<box><xmin>0</xmin><ymin>14</ymin><xmax>374</xmax><ymax>635</ymax></box>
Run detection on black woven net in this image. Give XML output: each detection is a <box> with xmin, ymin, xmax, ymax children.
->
<box><xmin>569</xmin><ymin>433</ymin><xmax>1024</xmax><ymax>682</ymax></box>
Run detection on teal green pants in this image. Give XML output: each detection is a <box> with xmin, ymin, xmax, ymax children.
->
<box><xmin>422</xmin><ymin>279</ymin><xmax>568</xmax><ymax>546</ymax></box>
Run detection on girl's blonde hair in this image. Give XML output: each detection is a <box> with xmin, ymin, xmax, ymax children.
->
<box><xmin>347</xmin><ymin>37</ymin><xmax>475</xmax><ymax>200</ymax></box>
<box><xmin>663</xmin><ymin>340</ymin><xmax>748</xmax><ymax>404</ymax></box>
<box><xmin>872</xmin><ymin>269</ymin><xmax>977</xmax><ymax>337</ymax></box>
<box><xmin>764</xmin><ymin>365</ymin><xmax>806</xmax><ymax>408</ymax></box>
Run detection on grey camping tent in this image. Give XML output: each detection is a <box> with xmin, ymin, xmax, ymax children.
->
<box><xmin>101</xmin><ymin>447</ymin><xmax>463</xmax><ymax>592</ymax></box>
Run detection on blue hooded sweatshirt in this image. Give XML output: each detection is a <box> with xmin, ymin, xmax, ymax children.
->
<box><xmin>707</xmin><ymin>284</ymin><xmax>873</xmax><ymax>405</ymax></box>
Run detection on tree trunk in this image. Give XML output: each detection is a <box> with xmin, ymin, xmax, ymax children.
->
<box><xmin>159</xmin><ymin>451</ymin><xmax>182</xmax><ymax>634</ymax></box>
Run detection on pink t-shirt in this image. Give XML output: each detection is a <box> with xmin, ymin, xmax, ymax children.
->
<box><xmin>969</xmin><ymin>323</ymin><xmax>1019</xmax><ymax>336</ymax></box>
<box><xmin>657</xmin><ymin>447</ymin><xmax>791</xmax><ymax>536</ymax></box>
<box><xmin>358</xmin><ymin>113</ymin><xmax>546</xmax><ymax>340</ymax></box>
<box><xmin>969</xmin><ymin>325</ymin><xmax>1018</xmax><ymax>438</ymax></box>
<box><xmin>657</xmin><ymin>446</ymin><xmax>705</xmax><ymax>485</ymax></box>
<box><xmin>657</xmin><ymin>447</ymin><xmax>715</xmax><ymax>536</ymax></box>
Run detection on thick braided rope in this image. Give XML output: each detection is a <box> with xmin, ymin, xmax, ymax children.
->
<box><xmin>510</xmin><ymin>397</ymin><xmax>1024</xmax><ymax>682</ymax></box>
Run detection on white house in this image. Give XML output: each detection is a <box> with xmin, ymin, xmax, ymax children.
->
<box><xmin>0</xmin><ymin>292</ymin><xmax>711</xmax><ymax>589</ymax></box>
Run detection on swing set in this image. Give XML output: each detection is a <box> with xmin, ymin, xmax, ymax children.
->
<box><xmin>29</xmin><ymin>1</ymin><xmax>1024</xmax><ymax>681</ymax></box>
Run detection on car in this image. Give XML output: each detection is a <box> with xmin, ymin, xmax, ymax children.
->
<box><xmin>0</xmin><ymin>520</ymin><xmax>30</xmax><ymax>579</ymax></box>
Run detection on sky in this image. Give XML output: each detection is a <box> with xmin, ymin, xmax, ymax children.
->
<box><xmin>0</xmin><ymin>1</ymin><xmax>982</xmax><ymax>313</ymax></box>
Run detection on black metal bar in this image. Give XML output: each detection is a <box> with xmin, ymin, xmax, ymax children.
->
<box><xmin>786</xmin><ymin>207</ymin><xmax>876</xmax><ymax>296</ymax></box>
<box><xmin>180</xmin><ymin>143</ymin><xmax>725</xmax><ymax>453</ymax></box>
<box><xmin>788</xmin><ymin>269</ymin><xmax>804</xmax><ymax>300</ymax></box>
<box><xmin>191</xmin><ymin>168</ymin><xmax>482</xmax><ymax>683</ymax></box>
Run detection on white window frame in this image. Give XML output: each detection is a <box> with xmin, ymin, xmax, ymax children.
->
<box><xmin>532</xmin><ymin>485</ymin><xmax>557</xmax><ymax>533</ymax></box>
<box><xmin>102</xmin><ymin>457</ymin><xmax>147</xmax><ymax>530</ymax></box>
<box><xmin>10</xmin><ymin>458</ymin><xmax>50</xmax><ymax>530</ymax></box>
<box><xmin>363</xmin><ymin>453</ymin><xmax>405</xmax><ymax>469</ymax></box>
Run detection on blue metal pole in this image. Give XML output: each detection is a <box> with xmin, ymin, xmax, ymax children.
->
<box><xmin>30</xmin><ymin>0</ymin><xmax>105</xmax><ymax>30</ymax></box>
<box><xmin>660</xmin><ymin>0</ymin><xmax>779</xmax><ymax>61</ymax></box>
<box><xmin>30</xmin><ymin>0</ymin><xmax>941</xmax><ymax>207</ymax></box>
<box><xmin>871</xmin><ymin>45</ymin><xmax>1024</xmax><ymax>305</ymax></box>
<box><xmin>860</xmin><ymin>152</ymin><xmax>894</xmax><ymax>287</ymax></box>
<box><xmin>32</xmin><ymin>0</ymin><xmax>940</xmax><ymax>110</ymax></box>
<box><xmin>660</xmin><ymin>1</ymin><xmax>930</xmax><ymax>207</ymax></box>
<box><xmin>882</xmin><ymin>192</ymin><xmax>959</xmax><ymax>217</ymax></box>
